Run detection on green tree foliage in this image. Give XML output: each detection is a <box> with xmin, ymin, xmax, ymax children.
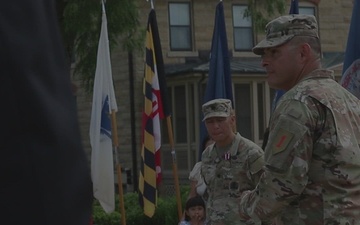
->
<box><xmin>245</xmin><ymin>0</ymin><xmax>286</xmax><ymax>32</ymax></box>
<box><xmin>57</xmin><ymin>0</ymin><xmax>144</xmax><ymax>93</ymax></box>
<box><xmin>56</xmin><ymin>0</ymin><xmax>286</xmax><ymax>94</ymax></box>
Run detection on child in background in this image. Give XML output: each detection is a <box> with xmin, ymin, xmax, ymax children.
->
<box><xmin>179</xmin><ymin>196</ymin><xmax>207</xmax><ymax>225</ymax></box>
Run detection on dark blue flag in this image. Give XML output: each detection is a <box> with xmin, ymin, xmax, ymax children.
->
<box><xmin>199</xmin><ymin>2</ymin><xmax>233</xmax><ymax>159</ymax></box>
<box><xmin>271</xmin><ymin>0</ymin><xmax>299</xmax><ymax>111</ymax></box>
<box><xmin>340</xmin><ymin>0</ymin><xmax>360</xmax><ymax>99</ymax></box>
<box><xmin>289</xmin><ymin>0</ymin><xmax>299</xmax><ymax>14</ymax></box>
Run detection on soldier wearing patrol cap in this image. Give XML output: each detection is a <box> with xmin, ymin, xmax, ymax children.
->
<box><xmin>239</xmin><ymin>14</ymin><xmax>360</xmax><ymax>224</ymax></box>
<box><xmin>200</xmin><ymin>99</ymin><xmax>266</xmax><ymax>225</ymax></box>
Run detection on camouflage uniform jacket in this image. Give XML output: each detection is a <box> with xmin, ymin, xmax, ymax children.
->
<box><xmin>201</xmin><ymin>132</ymin><xmax>265</xmax><ymax>225</ymax></box>
<box><xmin>239</xmin><ymin>69</ymin><xmax>360</xmax><ymax>224</ymax></box>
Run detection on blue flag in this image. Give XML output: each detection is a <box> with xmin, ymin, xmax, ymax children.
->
<box><xmin>199</xmin><ymin>2</ymin><xmax>233</xmax><ymax>159</ymax></box>
<box><xmin>340</xmin><ymin>0</ymin><xmax>360</xmax><ymax>99</ymax></box>
<box><xmin>271</xmin><ymin>0</ymin><xmax>299</xmax><ymax>111</ymax></box>
<box><xmin>289</xmin><ymin>0</ymin><xmax>299</xmax><ymax>14</ymax></box>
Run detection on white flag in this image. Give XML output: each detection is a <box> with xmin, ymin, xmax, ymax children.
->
<box><xmin>89</xmin><ymin>2</ymin><xmax>117</xmax><ymax>214</ymax></box>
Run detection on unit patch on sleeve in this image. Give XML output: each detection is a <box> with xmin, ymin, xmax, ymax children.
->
<box><xmin>272</xmin><ymin>128</ymin><xmax>294</xmax><ymax>155</ymax></box>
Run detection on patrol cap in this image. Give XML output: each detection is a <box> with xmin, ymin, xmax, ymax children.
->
<box><xmin>252</xmin><ymin>14</ymin><xmax>319</xmax><ymax>55</ymax></box>
<box><xmin>202</xmin><ymin>98</ymin><xmax>232</xmax><ymax>121</ymax></box>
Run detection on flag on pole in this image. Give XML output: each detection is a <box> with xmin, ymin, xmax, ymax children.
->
<box><xmin>89</xmin><ymin>2</ymin><xmax>117</xmax><ymax>214</ymax></box>
<box><xmin>138</xmin><ymin>9</ymin><xmax>170</xmax><ymax>218</ymax></box>
<box><xmin>289</xmin><ymin>0</ymin><xmax>299</xmax><ymax>15</ymax></box>
<box><xmin>199</xmin><ymin>1</ymin><xmax>233</xmax><ymax>159</ymax></box>
<box><xmin>271</xmin><ymin>0</ymin><xmax>299</xmax><ymax>111</ymax></box>
<box><xmin>340</xmin><ymin>0</ymin><xmax>360</xmax><ymax>99</ymax></box>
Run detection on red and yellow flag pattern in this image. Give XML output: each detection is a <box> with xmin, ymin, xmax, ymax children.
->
<box><xmin>138</xmin><ymin>9</ymin><xmax>170</xmax><ymax>218</ymax></box>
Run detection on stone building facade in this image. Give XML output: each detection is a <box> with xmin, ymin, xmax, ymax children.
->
<box><xmin>73</xmin><ymin>0</ymin><xmax>353</xmax><ymax>193</ymax></box>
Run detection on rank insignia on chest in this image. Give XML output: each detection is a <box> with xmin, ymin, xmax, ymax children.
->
<box><xmin>224</xmin><ymin>152</ymin><xmax>230</xmax><ymax>160</ymax></box>
<box><xmin>272</xmin><ymin>128</ymin><xmax>294</xmax><ymax>154</ymax></box>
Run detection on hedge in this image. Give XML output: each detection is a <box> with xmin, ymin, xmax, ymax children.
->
<box><xmin>93</xmin><ymin>186</ymin><xmax>189</xmax><ymax>225</ymax></box>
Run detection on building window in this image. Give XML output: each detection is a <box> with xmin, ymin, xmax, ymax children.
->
<box><xmin>232</xmin><ymin>5</ymin><xmax>253</xmax><ymax>51</ymax></box>
<box><xmin>161</xmin><ymin>83</ymin><xmax>196</xmax><ymax>172</ymax></box>
<box><xmin>234</xmin><ymin>83</ymin><xmax>252</xmax><ymax>138</ymax></box>
<box><xmin>232</xmin><ymin>81</ymin><xmax>267</xmax><ymax>141</ymax></box>
<box><xmin>163</xmin><ymin>78</ymin><xmax>271</xmax><ymax>173</ymax></box>
<box><xmin>299</xmin><ymin>6</ymin><xmax>315</xmax><ymax>15</ymax></box>
<box><xmin>162</xmin><ymin>84</ymin><xmax>195</xmax><ymax>144</ymax></box>
<box><xmin>257</xmin><ymin>83</ymin><xmax>265</xmax><ymax>138</ymax></box>
<box><xmin>168</xmin><ymin>2</ymin><xmax>192</xmax><ymax>51</ymax></box>
<box><xmin>166</xmin><ymin>80</ymin><xmax>271</xmax><ymax>144</ymax></box>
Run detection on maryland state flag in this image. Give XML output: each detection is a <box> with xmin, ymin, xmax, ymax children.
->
<box><xmin>138</xmin><ymin>9</ymin><xmax>170</xmax><ymax>218</ymax></box>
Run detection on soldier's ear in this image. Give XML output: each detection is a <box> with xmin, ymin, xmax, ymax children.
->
<box><xmin>300</xmin><ymin>43</ymin><xmax>312</xmax><ymax>59</ymax></box>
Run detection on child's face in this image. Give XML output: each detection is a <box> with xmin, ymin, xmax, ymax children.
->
<box><xmin>186</xmin><ymin>205</ymin><xmax>205</xmax><ymax>222</ymax></box>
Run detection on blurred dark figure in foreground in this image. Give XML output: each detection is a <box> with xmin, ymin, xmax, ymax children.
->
<box><xmin>0</xmin><ymin>1</ymin><xmax>92</xmax><ymax>225</ymax></box>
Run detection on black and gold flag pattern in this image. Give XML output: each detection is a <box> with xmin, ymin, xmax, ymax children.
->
<box><xmin>138</xmin><ymin>9</ymin><xmax>170</xmax><ymax>218</ymax></box>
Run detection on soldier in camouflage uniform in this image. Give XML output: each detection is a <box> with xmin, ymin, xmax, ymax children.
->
<box><xmin>201</xmin><ymin>99</ymin><xmax>265</xmax><ymax>225</ymax></box>
<box><xmin>238</xmin><ymin>14</ymin><xmax>360</xmax><ymax>224</ymax></box>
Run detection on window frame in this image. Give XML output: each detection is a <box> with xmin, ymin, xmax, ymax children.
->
<box><xmin>232</xmin><ymin>4</ymin><xmax>254</xmax><ymax>52</ymax></box>
<box><xmin>168</xmin><ymin>2</ymin><xmax>193</xmax><ymax>51</ymax></box>
<box><xmin>299</xmin><ymin>6</ymin><xmax>316</xmax><ymax>16</ymax></box>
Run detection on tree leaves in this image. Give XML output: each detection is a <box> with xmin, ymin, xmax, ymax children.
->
<box><xmin>59</xmin><ymin>0</ymin><xmax>144</xmax><ymax>93</ymax></box>
<box><xmin>57</xmin><ymin>0</ymin><xmax>286</xmax><ymax>94</ymax></box>
<box><xmin>245</xmin><ymin>0</ymin><xmax>286</xmax><ymax>32</ymax></box>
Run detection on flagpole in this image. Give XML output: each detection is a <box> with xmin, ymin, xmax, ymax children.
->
<box><xmin>146</xmin><ymin>0</ymin><xmax>154</xmax><ymax>9</ymax></box>
<box><xmin>111</xmin><ymin>111</ymin><xmax>126</xmax><ymax>225</ymax></box>
<box><xmin>166</xmin><ymin>116</ymin><xmax>182</xmax><ymax>221</ymax></box>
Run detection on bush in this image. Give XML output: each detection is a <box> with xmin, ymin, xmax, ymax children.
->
<box><xmin>93</xmin><ymin>186</ymin><xmax>190</xmax><ymax>225</ymax></box>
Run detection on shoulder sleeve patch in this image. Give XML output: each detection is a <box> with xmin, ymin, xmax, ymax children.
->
<box><xmin>272</xmin><ymin>128</ymin><xmax>294</xmax><ymax>155</ymax></box>
<box><xmin>250</xmin><ymin>156</ymin><xmax>264</xmax><ymax>174</ymax></box>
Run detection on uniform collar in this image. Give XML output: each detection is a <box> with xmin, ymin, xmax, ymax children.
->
<box><xmin>301</xmin><ymin>69</ymin><xmax>334</xmax><ymax>82</ymax></box>
<box><xmin>209</xmin><ymin>132</ymin><xmax>241</xmax><ymax>157</ymax></box>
